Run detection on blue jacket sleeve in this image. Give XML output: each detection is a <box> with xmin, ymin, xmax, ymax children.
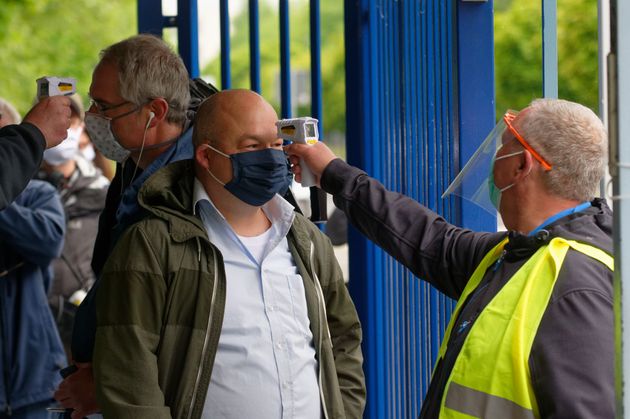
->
<box><xmin>0</xmin><ymin>180</ymin><xmax>65</xmax><ymax>267</ymax></box>
<box><xmin>0</xmin><ymin>123</ymin><xmax>46</xmax><ymax>210</ymax></box>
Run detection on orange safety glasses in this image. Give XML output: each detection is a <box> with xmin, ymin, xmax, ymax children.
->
<box><xmin>503</xmin><ymin>112</ymin><xmax>552</xmax><ymax>171</ymax></box>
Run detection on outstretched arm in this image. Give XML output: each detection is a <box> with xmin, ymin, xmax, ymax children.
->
<box><xmin>286</xmin><ymin>142</ymin><xmax>504</xmax><ymax>299</ymax></box>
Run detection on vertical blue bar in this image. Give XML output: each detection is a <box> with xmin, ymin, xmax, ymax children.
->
<box><xmin>279</xmin><ymin>0</ymin><xmax>291</xmax><ymax>118</ymax></box>
<box><xmin>309</xmin><ymin>0</ymin><xmax>326</xmax><ymax>227</ymax></box>
<box><xmin>456</xmin><ymin>1</ymin><xmax>496</xmax><ymax>232</ymax></box>
<box><xmin>220</xmin><ymin>0</ymin><xmax>231</xmax><ymax>89</ymax></box>
<box><xmin>344</xmin><ymin>0</ymin><xmax>386</xmax><ymax>417</ymax></box>
<box><xmin>177</xmin><ymin>0</ymin><xmax>199</xmax><ymax>77</ymax></box>
<box><xmin>249</xmin><ymin>0</ymin><xmax>261</xmax><ymax>93</ymax></box>
<box><xmin>137</xmin><ymin>0</ymin><xmax>163</xmax><ymax>35</ymax></box>
<box><xmin>542</xmin><ymin>0</ymin><xmax>558</xmax><ymax>98</ymax></box>
<box><xmin>310</xmin><ymin>0</ymin><xmax>322</xmax><ymax>133</ymax></box>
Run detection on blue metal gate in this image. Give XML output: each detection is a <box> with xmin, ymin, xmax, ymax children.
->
<box><xmin>137</xmin><ymin>1</ymin><xmax>496</xmax><ymax>417</ymax></box>
<box><xmin>344</xmin><ymin>1</ymin><xmax>495</xmax><ymax>417</ymax></box>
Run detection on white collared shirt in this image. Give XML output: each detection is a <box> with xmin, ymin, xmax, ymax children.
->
<box><xmin>194</xmin><ymin>179</ymin><xmax>322</xmax><ymax>419</ymax></box>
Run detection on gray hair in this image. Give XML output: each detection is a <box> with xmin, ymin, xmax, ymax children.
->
<box><xmin>100</xmin><ymin>34</ymin><xmax>190</xmax><ymax>125</ymax></box>
<box><xmin>0</xmin><ymin>97</ymin><xmax>21</xmax><ymax>126</ymax></box>
<box><xmin>516</xmin><ymin>98</ymin><xmax>607</xmax><ymax>201</ymax></box>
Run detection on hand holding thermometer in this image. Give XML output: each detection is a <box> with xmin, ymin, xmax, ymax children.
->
<box><xmin>36</xmin><ymin>76</ymin><xmax>76</xmax><ymax>99</ymax></box>
<box><xmin>276</xmin><ymin>117</ymin><xmax>319</xmax><ymax>187</ymax></box>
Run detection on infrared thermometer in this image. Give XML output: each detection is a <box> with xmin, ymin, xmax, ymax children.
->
<box><xmin>276</xmin><ymin>117</ymin><xmax>319</xmax><ymax>187</ymax></box>
<box><xmin>36</xmin><ymin>76</ymin><xmax>76</xmax><ymax>99</ymax></box>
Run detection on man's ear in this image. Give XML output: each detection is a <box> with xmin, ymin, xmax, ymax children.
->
<box><xmin>516</xmin><ymin>150</ymin><xmax>535</xmax><ymax>180</ymax></box>
<box><xmin>148</xmin><ymin>98</ymin><xmax>169</xmax><ymax>125</ymax></box>
<box><xmin>194</xmin><ymin>144</ymin><xmax>210</xmax><ymax>170</ymax></box>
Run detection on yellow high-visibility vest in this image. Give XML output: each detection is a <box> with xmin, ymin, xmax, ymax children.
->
<box><xmin>437</xmin><ymin>237</ymin><xmax>614</xmax><ymax>419</ymax></box>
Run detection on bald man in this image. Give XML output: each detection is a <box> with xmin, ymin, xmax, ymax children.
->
<box><xmin>91</xmin><ymin>90</ymin><xmax>365</xmax><ymax>419</ymax></box>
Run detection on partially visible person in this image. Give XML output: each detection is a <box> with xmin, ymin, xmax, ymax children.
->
<box><xmin>91</xmin><ymin>89</ymin><xmax>365</xmax><ymax>419</ymax></box>
<box><xmin>0</xmin><ymin>179</ymin><xmax>66</xmax><ymax>419</ymax></box>
<box><xmin>0</xmin><ymin>96</ymin><xmax>71</xmax><ymax>209</ymax></box>
<box><xmin>287</xmin><ymin>98</ymin><xmax>613</xmax><ymax>418</ymax></box>
<box><xmin>0</xmin><ymin>98</ymin><xmax>21</xmax><ymax>126</ymax></box>
<box><xmin>69</xmin><ymin>92</ymin><xmax>115</xmax><ymax>182</ymax></box>
<box><xmin>55</xmin><ymin>34</ymin><xmax>196</xmax><ymax>419</ymax></box>
<box><xmin>40</xmin><ymin>93</ymin><xmax>109</xmax><ymax>359</ymax></box>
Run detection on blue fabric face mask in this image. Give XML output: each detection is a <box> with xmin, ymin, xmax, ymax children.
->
<box><xmin>204</xmin><ymin>144</ymin><xmax>293</xmax><ymax>206</ymax></box>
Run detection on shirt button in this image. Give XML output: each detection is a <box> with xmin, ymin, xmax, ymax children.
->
<box><xmin>276</xmin><ymin>343</ymin><xmax>284</xmax><ymax>350</ymax></box>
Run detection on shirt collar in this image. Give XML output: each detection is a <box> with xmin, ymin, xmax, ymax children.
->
<box><xmin>193</xmin><ymin>178</ymin><xmax>296</xmax><ymax>228</ymax></box>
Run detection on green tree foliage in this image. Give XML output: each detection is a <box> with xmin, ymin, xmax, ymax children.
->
<box><xmin>495</xmin><ymin>0</ymin><xmax>599</xmax><ymax>117</ymax></box>
<box><xmin>0</xmin><ymin>0</ymin><xmax>137</xmax><ymax>116</ymax></box>
<box><xmin>202</xmin><ymin>0</ymin><xmax>346</xmax><ymax>139</ymax></box>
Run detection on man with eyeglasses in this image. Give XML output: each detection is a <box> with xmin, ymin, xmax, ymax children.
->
<box><xmin>54</xmin><ymin>34</ymin><xmax>197</xmax><ymax>418</ymax></box>
<box><xmin>286</xmin><ymin>98</ymin><xmax>614</xmax><ymax>418</ymax></box>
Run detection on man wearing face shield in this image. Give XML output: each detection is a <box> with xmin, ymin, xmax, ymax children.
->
<box><xmin>286</xmin><ymin>98</ymin><xmax>613</xmax><ymax>418</ymax></box>
<box><xmin>90</xmin><ymin>90</ymin><xmax>365</xmax><ymax>419</ymax></box>
<box><xmin>54</xmin><ymin>34</ymin><xmax>197</xmax><ymax>418</ymax></box>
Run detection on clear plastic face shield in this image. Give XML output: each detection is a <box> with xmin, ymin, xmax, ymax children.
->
<box><xmin>442</xmin><ymin>110</ymin><xmax>552</xmax><ymax>215</ymax></box>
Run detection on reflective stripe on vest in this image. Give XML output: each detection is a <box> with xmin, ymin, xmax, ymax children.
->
<box><xmin>437</xmin><ymin>237</ymin><xmax>613</xmax><ymax>419</ymax></box>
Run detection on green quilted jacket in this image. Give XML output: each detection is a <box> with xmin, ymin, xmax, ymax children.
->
<box><xmin>92</xmin><ymin>160</ymin><xmax>365</xmax><ymax>419</ymax></box>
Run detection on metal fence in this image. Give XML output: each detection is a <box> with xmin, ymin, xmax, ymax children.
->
<box><xmin>137</xmin><ymin>1</ymin><xmax>496</xmax><ymax>417</ymax></box>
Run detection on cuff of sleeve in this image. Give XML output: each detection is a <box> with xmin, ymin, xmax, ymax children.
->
<box><xmin>321</xmin><ymin>158</ymin><xmax>367</xmax><ymax>195</ymax></box>
<box><xmin>19</xmin><ymin>122</ymin><xmax>47</xmax><ymax>152</ymax></box>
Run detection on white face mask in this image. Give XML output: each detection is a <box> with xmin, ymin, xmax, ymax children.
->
<box><xmin>84</xmin><ymin>112</ymin><xmax>131</xmax><ymax>163</ymax></box>
<box><xmin>79</xmin><ymin>143</ymin><xmax>96</xmax><ymax>162</ymax></box>
<box><xmin>43</xmin><ymin>126</ymin><xmax>81</xmax><ymax>165</ymax></box>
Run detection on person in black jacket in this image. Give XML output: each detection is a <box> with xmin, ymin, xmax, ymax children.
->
<box><xmin>286</xmin><ymin>98</ymin><xmax>613</xmax><ymax>418</ymax></box>
<box><xmin>0</xmin><ymin>96</ymin><xmax>72</xmax><ymax>209</ymax></box>
<box><xmin>39</xmin><ymin>93</ymin><xmax>110</xmax><ymax>360</ymax></box>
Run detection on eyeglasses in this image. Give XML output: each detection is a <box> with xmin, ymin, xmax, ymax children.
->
<box><xmin>503</xmin><ymin>111</ymin><xmax>552</xmax><ymax>171</ymax></box>
<box><xmin>89</xmin><ymin>99</ymin><xmax>131</xmax><ymax>115</ymax></box>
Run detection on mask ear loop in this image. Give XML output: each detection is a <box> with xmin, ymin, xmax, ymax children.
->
<box><xmin>202</xmin><ymin>144</ymin><xmax>228</xmax><ymax>186</ymax></box>
<box><xmin>130</xmin><ymin>111</ymin><xmax>155</xmax><ymax>183</ymax></box>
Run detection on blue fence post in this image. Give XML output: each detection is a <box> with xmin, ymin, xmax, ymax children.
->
<box><xmin>137</xmin><ymin>0</ymin><xmax>163</xmax><ymax>35</ymax></box>
<box><xmin>279</xmin><ymin>0</ymin><xmax>291</xmax><ymax>119</ymax></box>
<box><xmin>309</xmin><ymin>0</ymin><xmax>327</xmax><ymax>225</ymax></box>
<box><xmin>177</xmin><ymin>0</ymin><xmax>199</xmax><ymax>77</ymax></box>
<box><xmin>344</xmin><ymin>0</ymin><xmax>387</xmax><ymax>417</ymax></box>
<box><xmin>137</xmin><ymin>0</ymin><xmax>198</xmax><ymax>79</ymax></box>
<box><xmin>457</xmin><ymin>0</ymin><xmax>497</xmax><ymax>232</ymax></box>
<box><xmin>249</xmin><ymin>0</ymin><xmax>261</xmax><ymax>93</ymax></box>
<box><xmin>220</xmin><ymin>0</ymin><xmax>231</xmax><ymax>89</ymax></box>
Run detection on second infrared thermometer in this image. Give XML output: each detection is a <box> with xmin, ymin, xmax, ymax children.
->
<box><xmin>276</xmin><ymin>117</ymin><xmax>319</xmax><ymax>187</ymax></box>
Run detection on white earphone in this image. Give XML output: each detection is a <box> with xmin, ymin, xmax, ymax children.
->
<box><xmin>143</xmin><ymin>111</ymin><xmax>155</xmax><ymax>131</ymax></box>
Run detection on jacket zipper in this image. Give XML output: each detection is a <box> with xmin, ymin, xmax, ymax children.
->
<box><xmin>310</xmin><ymin>243</ymin><xmax>330</xmax><ymax>419</ymax></box>
<box><xmin>0</xmin><ymin>281</ymin><xmax>13</xmax><ymax>416</ymax></box>
<box><xmin>0</xmin><ymin>280</ymin><xmax>11</xmax><ymax>416</ymax></box>
<box><xmin>187</xmin><ymin>246</ymin><xmax>219</xmax><ymax>419</ymax></box>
